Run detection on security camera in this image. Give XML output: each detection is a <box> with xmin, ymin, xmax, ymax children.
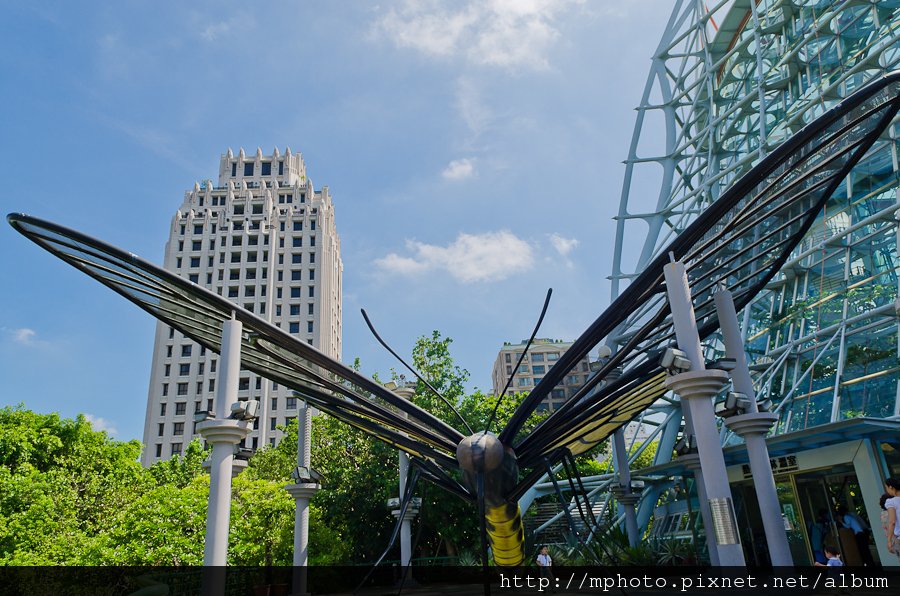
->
<box><xmin>660</xmin><ymin>348</ymin><xmax>692</xmax><ymax>373</ymax></box>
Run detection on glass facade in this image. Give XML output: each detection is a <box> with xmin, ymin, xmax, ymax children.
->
<box><xmin>615</xmin><ymin>0</ymin><xmax>900</xmax><ymax>437</ymax></box>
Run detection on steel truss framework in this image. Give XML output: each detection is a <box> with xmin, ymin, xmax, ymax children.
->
<box><xmin>607</xmin><ymin>0</ymin><xmax>900</xmax><ymax>545</ymax></box>
<box><xmin>10</xmin><ymin>72</ymin><xmax>900</xmax><ymax>566</ymax></box>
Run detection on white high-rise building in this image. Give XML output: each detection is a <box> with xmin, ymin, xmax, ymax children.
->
<box><xmin>141</xmin><ymin>147</ymin><xmax>342</xmax><ymax>466</ymax></box>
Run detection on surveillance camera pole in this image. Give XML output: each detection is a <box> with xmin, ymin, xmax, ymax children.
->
<box><xmin>714</xmin><ymin>286</ymin><xmax>793</xmax><ymax>566</ymax></box>
<box><xmin>663</xmin><ymin>258</ymin><xmax>745</xmax><ymax>566</ymax></box>
<box><xmin>198</xmin><ymin>315</ymin><xmax>251</xmax><ymax>594</ymax></box>
<box><xmin>286</xmin><ymin>400</ymin><xmax>318</xmax><ymax>596</ymax></box>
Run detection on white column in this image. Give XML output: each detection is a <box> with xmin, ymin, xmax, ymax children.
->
<box><xmin>394</xmin><ymin>386</ymin><xmax>416</xmax><ymax>567</ymax></box>
<box><xmin>198</xmin><ymin>316</ymin><xmax>250</xmax><ymax>568</ymax></box>
<box><xmin>611</xmin><ymin>429</ymin><xmax>639</xmax><ymax>547</ymax></box>
<box><xmin>287</xmin><ymin>401</ymin><xmax>318</xmax><ymax>596</ymax></box>
<box><xmin>715</xmin><ymin>287</ymin><xmax>793</xmax><ymax>566</ymax></box>
<box><xmin>663</xmin><ymin>260</ymin><xmax>745</xmax><ymax>566</ymax></box>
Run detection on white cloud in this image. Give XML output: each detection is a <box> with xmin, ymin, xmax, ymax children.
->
<box><xmin>200</xmin><ymin>20</ymin><xmax>233</xmax><ymax>42</ymax></box>
<box><xmin>549</xmin><ymin>233</ymin><xmax>578</xmax><ymax>256</ymax></box>
<box><xmin>373</xmin><ymin>0</ymin><xmax>585</xmax><ymax>71</ymax></box>
<box><xmin>84</xmin><ymin>414</ymin><xmax>118</xmax><ymax>436</ymax></box>
<box><xmin>13</xmin><ymin>328</ymin><xmax>37</xmax><ymax>345</ymax></box>
<box><xmin>442</xmin><ymin>158</ymin><xmax>476</xmax><ymax>180</ymax></box>
<box><xmin>375</xmin><ymin>230</ymin><xmax>534</xmax><ymax>283</ymax></box>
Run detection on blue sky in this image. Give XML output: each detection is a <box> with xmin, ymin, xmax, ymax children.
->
<box><xmin>1</xmin><ymin>0</ymin><xmax>673</xmax><ymax>441</ymax></box>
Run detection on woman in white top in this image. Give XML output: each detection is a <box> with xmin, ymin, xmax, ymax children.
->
<box><xmin>885</xmin><ymin>478</ymin><xmax>900</xmax><ymax>557</ymax></box>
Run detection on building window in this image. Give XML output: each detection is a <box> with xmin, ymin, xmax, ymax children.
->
<box><xmin>176</xmin><ymin>257</ymin><xmax>182</xmax><ymax>268</ymax></box>
<box><xmin>178</xmin><ymin>240</ymin><xmax>184</xmax><ymax>251</ymax></box>
<box><xmin>532</xmin><ymin>353</ymin><xmax>544</xmax><ymax>362</ymax></box>
<box><xmin>504</xmin><ymin>353</ymin><xmax>511</xmax><ymax>363</ymax></box>
<box><xmin>547</xmin><ymin>353</ymin><xmax>559</xmax><ymax>361</ymax></box>
<box><xmin>247</xmin><ymin>252</ymin><xmax>257</xmax><ymax>263</ymax></box>
<box><xmin>231</xmin><ymin>162</ymin><xmax>237</xmax><ymax>176</ymax></box>
<box><xmin>308</xmin><ymin>303</ymin><xmax>314</xmax><ymax>315</ymax></box>
<box><xmin>292</xmin><ymin>253</ymin><xmax>302</xmax><ymax>264</ymax></box>
<box><xmin>271</xmin><ymin>397</ymin><xmax>278</xmax><ymax>410</ymax></box>
<box><xmin>293</xmin><ymin>222</ymin><xmax>303</xmax><ymax>231</ymax></box>
<box><xmin>261</xmin><ymin>162</ymin><xmax>272</xmax><ymax>176</ymax></box>
<box><xmin>270</xmin><ymin>418</ymin><xmax>277</xmax><ymax>431</ymax></box>
<box><xmin>173</xmin><ymin>422</ymin><xmax>184</xmax><ymax>436</ymax></box>
<box><xmin>290</xmin><ymin>305</ymin><xmax>300</xmax><ymax>316</ymax></box>
<box><xmin>310</xmin><ymin>220</ymin><xmax>316</xmax><ymax>231</ymax></box>
<box><xmin>179</xmin><ymin>363</ymin><xmax>190</xmax><ymax>376</ymax></box>
<box><xmin>291</xmin><ymin>270</ymin><xmax>302</xmax><ymax>281</ymax></box>
<box><xmin>244</xmin><ymin>286</ymin><xmax>255</xmax><ymax>297</ymax></box>
<box><xmin>533</xmin><ymin>365</ymin><xmax>545</xmax><ymax>374</ymax></box>
<box><xmin>244</xmin><ymin>162</ymin><xmax>254</xmax><ymax>176</ymax></box>
<box><xmin>181</xmin><ymin>345</ymin><xmax>192</xmax><ymax>357</ymax></box>
<box><xmin>286</xmin><ymin>397</ymin><xmax>297</xmax><ymax>409</ymax></box>
<box><xmin>208</xmin><ymin>379</ymin><xmax>215</xmax><ymax>392</ymax></box>
<box><xmin>175</xmin><ymin>402</ymin><xmax>186</xmax><ymax>415</ymax></box>
<box><xmin>239</xmin><ymin>378</ymin><xmax>250</xmax><ymax>391</ymax></box>
<box><xmin>207</xmin><ymin>399</ymin><xmax>214</xmax><ymax>411</ymax></box>
<box><xmin>551</xmin><ymin>389</ymin><xmax>566</xmax><ymax>399</ymax></box>
<box><xmin>196</xmin><ymin>381</ymin><xmax>203</xmax><ymax>394</ymax></box>
<box><xmin>255</xmin><ymin>377</ymin><xmax>262</xmax><ymax>390</ymax></box>
<box><xmin>248</xmin><ymin>233</ymin><xmax>259</xmax><ymax>244</ymax></box>
<box><xmin>308</xmin><ymin>286</ymin><xmax>314</xmax><ymax>298</ymax></box>
<box><xmin>289</xmin><ymin>322</ymin><xmax>300</xmax><ymax>333</ymax></box>
<box><xmin>291</xmin><ymin>287</ymin><xmax>301</xmax><ymax>298</ymax></box>
<box><xmin>155</xmin><ymin>444</ymin><xmax>162</xmax><ymax>457</ymax></box>
<box><xmin>307</xmin><ymin>321</ymin><xmax>314</xmax><ymax>333</ymax></box>
<box><xmin>171</xmin><ymin>443</ymin><xmax>182</xmax><ymax>456</ymax></box>
<box><xmin>309</xmin><ymin>252</ymin><xmax>315</xmax><ymax>264</ymax></box>
<box><xmin>162</xmin><ymin>383</ymin><xmax>169</xmax><ymax>396</ymax></box>
<box><xmin>310</xmin><ymin>236</ymin><xmax>316</xmax><ymax>247</ymax></box>
<box><xmin>277</xmin><ymin>271</ymin><xmax>283</xmax><ymax>282</ymax></box>
<box><xmin>164</xmin><ymin>364</ymin><xmax>171</xmax><ymax>377</ymax></box>
<box><xmin>292</xmin><ymin>237</ymin><xmax>302</xmax><ymax>248</ymax></box>
<box><xmin>160</xmin><ymin>403</ymin><xmax>167</xmax><ymax>416</ymax></box>
<box><xmin>158</xmin><ymin>423</ymin><xmax>164</xmax><ymax>437</ymax></box>
<box><xmin>189</xmin><ymin>274</ymin><xmax>199</xmax><ymax>283</ymax></box>
<box><xmin>210</xmin><ymin>360</ymin><xmax>216</xmax><ymax>373</ymax></box>
<box><xmin>177</xmin><ymin>383</ymin><xmax>189</xmax><ymax>396</ymax></box>
<box><xmin>228</xmin><ymin>287</ymin><xmax>239</xmax><ymax>298</ymax></box>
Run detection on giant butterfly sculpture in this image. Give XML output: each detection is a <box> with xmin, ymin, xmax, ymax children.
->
<box><xmin>10</xmin><ymin>73</ymin><xmax>900</xmax><ymax>567</ymax></box>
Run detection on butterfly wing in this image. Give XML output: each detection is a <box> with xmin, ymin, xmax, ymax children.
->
<box><xmin>504</xmin><ymin>72</ymin><xmax>900</xmax><ymax>473</ymax></box>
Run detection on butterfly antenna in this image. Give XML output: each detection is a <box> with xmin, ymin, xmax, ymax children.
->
<box><xmin>361</xmin><ymin>308</ymin><xmax>474</xmax><ymax>435</ymax></box>
<box><xmin>485</xmin><ymin>288</ymin><xmax>552</xmax><ymax>434</ymax></box>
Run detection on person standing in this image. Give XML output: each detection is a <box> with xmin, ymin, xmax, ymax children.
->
<box><xmin>836</xmin><ymin>504</ymin><xmax>873</xmax><ymax>565</ymax></box>
<box><xmin>879</xmin><ymin>493</ymin><xmax>900</xmax><ymax>563</ymax></box>
<box><xmin>885</xmin><ymin>478</ymin><xmax>900</xmax><ymax>558</ymax></box>
<box><xmin>536</xmin><ymin>545</ymin><xmax>554</xmax><ymax>588</ymax></box>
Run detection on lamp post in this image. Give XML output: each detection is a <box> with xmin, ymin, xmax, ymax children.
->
<box><xmin>663</xmin><ymin>259</ymin><xmax>745</xmax><ymax>566</ymax></box>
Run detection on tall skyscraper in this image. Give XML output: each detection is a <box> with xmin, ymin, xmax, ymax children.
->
<box><xmin>141</xmin><ymin>147</ymin><xmax>342</xmax><ymax>466</ymax></box>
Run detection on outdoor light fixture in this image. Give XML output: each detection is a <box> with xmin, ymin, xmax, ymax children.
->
<box><xmin>630</xmin><ymin>480</ymin><xmax>645</xmax><ymax>491</ymax></box>
<box><xmin>675</xmin><ymin>435</ymin><xmax>695</xmax><ymax>456</ymax></box>
<box><xmin>709</xmin><ymin>357</ymin><xmax>737</xmax><ymax>372</ymax></box>
<box><xmin>193</xmin><ymin>410</ymin><xmax>214</xmax><ymax>423</ymax></box>
<box><xmin>660</xmin><ymin>347</ymin><xmax>692</xmax><ymax>373</ymax></box>
<box><xmin>716</xmin><ymin>391</ymin><xmax>751</xmax><ymax>417</ymax></box>
<box><xmin>291</xmin><ymin>466</ymin><xmax>324</xmax><ymax>484</ymax></box>
<box><xmin>229</xmin><ymin>399</ymin><xmax>259</xmax><ymax>421</ymax></box>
